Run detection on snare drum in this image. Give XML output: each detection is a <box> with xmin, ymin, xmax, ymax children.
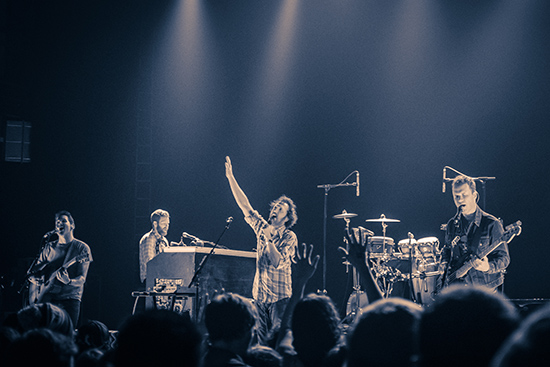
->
<box><xmin>366</xmin><ymin>236</ymin><xmax>394</xmax><ymax>258</ymax></box>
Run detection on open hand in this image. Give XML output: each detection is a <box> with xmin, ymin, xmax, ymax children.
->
<box><xmin>338</xmin><ymin>227</ymin><xmax>367</xmax><ymax>269</ymax></box>
<box><xmin>292</xmin><ymin>243</ymin><xmax>320</xmax><ymax>289</ymax></box>
<box><xmin>225</xmin><ymin>156</ymin><xmax>234</xmax><ymax>178</ymax></box>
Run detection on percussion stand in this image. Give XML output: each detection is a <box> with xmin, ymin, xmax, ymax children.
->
<box><xmin>380</xmin><ymin>221</ymin><xmax>389</xmax><ymax>297</ymax></box>
<box><xmin>346</xmin><ymin>221</ymin><xmax>363</xmax><ymax>318</ymax></box>
<box><xmin>407</xmin><ymin>232</ymin><xmax>418</xmax><ymax>304</ymax></box>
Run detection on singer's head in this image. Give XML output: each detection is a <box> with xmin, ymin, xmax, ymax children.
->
<box><xmin>55</xmin><ymin>210</ymin><xmax>75</xmax><ymax>235</ymax></box>
<box><xmin>150</xmin><ymin>209</ymin><xmax>170</xmax><ymax>237</ymax></box>
<box><xmin>269</xmin><ymin>195</ymin><xmax>297</xmax><ymax>229</ymax></box>
<box><xmin>452</xmin><ymin>175</ymin><xmax>479</xmax><ymax>216</ymax></box>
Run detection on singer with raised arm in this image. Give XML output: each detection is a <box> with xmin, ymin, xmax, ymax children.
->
<box><xmin>224</xmin><ymin>156</ymin><xmax>297</xmax><ymax>345</ymax></box>
<box><xmin>139</xmin><ymin>209</ymin><xmax>170</xmax><ymax>284</ymax></box>
<box><xmin>439</xmin><ymin>175</ymin><xmax>510</xmax><ymax>292</ymax></box>
<box><xmin>27</xmin><ymin>211</ymin><xmax>93</xmax><ymax>327</ymax></box>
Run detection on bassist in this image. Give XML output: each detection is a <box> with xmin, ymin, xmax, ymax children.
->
<box><xmin>28</xmin><ymin>210</ymin><xmax>93</xmax><ymax>327</ymax></box>
<box><xmin>440</xmin><ymin>175</ymin><xmax>510</xmax><ymax>291</ymax></box>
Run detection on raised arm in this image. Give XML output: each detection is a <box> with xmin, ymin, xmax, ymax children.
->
<box><xmin>338</xmin><ymin>228</ymin><xmax>383</xmax><ymax>303</ymax></box>
<box><xmin>276</xmin><ymin>243</ymin><xmax>320</xmax><ymax>351</ymax></box>
<box><xmin>225</xmin><ymin>156</ymin><xmax>253</xmax><ymax>216</ymax></box>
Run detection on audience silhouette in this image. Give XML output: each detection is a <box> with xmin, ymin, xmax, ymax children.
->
<box><xmin>115</xmin><ymin>309</ymin><xmax>201</xmax><ymax>367</ymax></box>
<box><xmin>1</xmin><ymin>244</ymin><xmax>545</xmax><ymax>367</ymax></box>
<box><xmin>491</xmin><ymin>302</ymin><xmax>550</xmax><ymax>367</ymax></box>
<box><xmin>418</xmin><ymin>285</ymin><xmax>520</xmax><ymax>367</ymax></box>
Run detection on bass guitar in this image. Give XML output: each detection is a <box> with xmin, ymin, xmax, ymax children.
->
<box><xmin>438</xmin><ymin>220</ymin><xmax>522</xmax><ymax>290</ymax></box>
<box><xmin>28</xmin><ymin>253</ymin><xmax>90</xmax><ymax>305</ymax></box>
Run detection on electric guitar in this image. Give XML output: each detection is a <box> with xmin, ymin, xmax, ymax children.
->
<box><xmin>28</xmin><ymin>253</ymin><xmax>90</xmax><ymax>305</ymax></box>
<box><xmin>438</xmin><ymin>220</ymin><xmax>522</xmax><ymax>290</ymax></box>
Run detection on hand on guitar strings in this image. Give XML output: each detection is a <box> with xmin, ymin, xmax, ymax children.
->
<box><xmin>472</xmin><ymin>256</ymin><xmax>490</xmax><ymax>272</ymax></box>
<box><xmin>56</xmin><ymin>269</ymin><xmax>71</xmax><ymax>285</ymax></box>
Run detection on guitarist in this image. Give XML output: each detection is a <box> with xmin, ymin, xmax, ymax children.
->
<box><xmin>440</xmin><ymin>175</ymin><xmax>510</xmax><ymax>292</ymax></box>
<box><xmin>28</xmin><ymin>210</ymin><xmax>93</xmax><ymax>327</ymax></box>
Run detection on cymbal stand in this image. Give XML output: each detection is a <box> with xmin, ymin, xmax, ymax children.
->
<box><xmin>346</xmin><ymin>225</ymin><xmax>363</xmax><ymax>318</ymax></box>
<box><xmin>407</xmin><ymin>232</ymin><xmax>418</xmax><ymax>304</ymax></box>
<box><xmin>379</xmin><ymin>221</ymin><xmax>389</xmax><ymax>297</ymax></box>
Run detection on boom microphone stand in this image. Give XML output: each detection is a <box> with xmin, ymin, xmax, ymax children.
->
<box><xmin>316</xmin><ymin>171</ymin><xmax>359</xmax><ymax>293</ymax></box>
<box><xmin>443</xmin><ymin>166</ymin><xmax>496</xmax><ymax>209</ymax></box>
<box><xmin>188</xmin><ymin>217</ymin><xmax>233</xmax><ymax>288</ymax></box>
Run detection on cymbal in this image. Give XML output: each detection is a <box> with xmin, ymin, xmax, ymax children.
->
<box><xmin>332</xmin><ymin>212</ymin><xmax>358</xmax><ymax>219</ymax></box>
<box><xmin>365</xmin><ymin>214</ymin><xmax>400</xmax><ymax>223</ymax></box>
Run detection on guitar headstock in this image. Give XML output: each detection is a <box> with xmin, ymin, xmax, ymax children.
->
<box><xmin>503</xmin><ymin>220</ymin><xmax>522</xmax><ymax>242</ymax></box>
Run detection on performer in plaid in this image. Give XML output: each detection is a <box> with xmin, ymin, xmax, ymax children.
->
<box><xmin>139</xmin><ymin>209</ymin><xmax>170</xmax><ymax>284</ymax></box>
<box><xmin>225</xmin><ymin>156</ymin><xmax>297</xmax><ymax>345</ymax></box>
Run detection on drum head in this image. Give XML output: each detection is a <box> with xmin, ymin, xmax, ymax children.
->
<box><xmin>416</xmin><ymin>237</ymin><xmax>440</xmax><ymax>255</ymax></box>
<box><xmin>397</xmin><ymin>238</ymin><xmax>416</xmax><ymax>254</ymax></box>
<box><xmin>366</xmin><ymin>236</ymin><xmax>394</xmax><ymax>256</ymax></box>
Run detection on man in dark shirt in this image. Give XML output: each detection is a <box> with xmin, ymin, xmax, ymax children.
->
<box><xmin>440</xmin><ymin>175</ymin><xmax>510</xmax><ymax>291</ymax></box>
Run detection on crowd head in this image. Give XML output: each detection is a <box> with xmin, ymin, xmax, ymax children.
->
<box><xmin>2</xmin><ymin>286</ymin><xmax>548</xmax><ymax>367</ymax></box>
<box><xmin>419</xmin><ymin>285</ymin><xmax>520</xmax><ymax>367</ymax></box>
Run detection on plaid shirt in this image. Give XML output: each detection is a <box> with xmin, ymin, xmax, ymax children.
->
<box><xmin>139</xmin><ymin>230</ymin><xmax>169</xmax><ymax>283</ymax></box>
<box><xmin>245</xmin><ymin>210</ymin><xmax>296</xmax><ymax>303</ymax></box>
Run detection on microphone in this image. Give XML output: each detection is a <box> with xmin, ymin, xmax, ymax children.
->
<box><xmin>43</xmin><ymin>229</ymin><xmax>57</xmax><ymax>238</ymax></box>
<box><xmin>356</xmin><ymin>171</ymin><xmax>360</xmax><ymax>197</ymax></box>
<box><xmin>442</xmin><ymin>167</ymin><xmax>447</xmax><ymax>193</ymax></box>
<box><xmin>454</xmin><ymin>206</ymin><xmax>463</xmax><ymax>229</ymax></box>
<box><xmin>225</xmin><ymin>216</ymin><xmax>234</xmax><ymax>229</ymax></box>
<box><xmin>181</xmin><ymin>232</ymin><xmax>200</xmax><ymax>241</ymax></box>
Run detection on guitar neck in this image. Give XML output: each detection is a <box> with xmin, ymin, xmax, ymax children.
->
<box><xmin>451</xmin><ymin>221</ymin><xmax>520</xmax><ymax>280</ymax></box>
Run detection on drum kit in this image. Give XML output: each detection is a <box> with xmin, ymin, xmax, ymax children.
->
<box><xmin>333</xmin><ymin>210</ymin><xmax>443</xmax><ymax>309</ymax></box>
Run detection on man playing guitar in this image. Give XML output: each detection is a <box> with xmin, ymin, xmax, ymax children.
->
<box><xmin>439</xmin><ymin>175</ymin><xmax>510</xmax><ymax>291</ymax></box>
<box><xmin>27</xmin><ymin>210</ymin><xmax>92</xmax><ymax>327</ymax></box>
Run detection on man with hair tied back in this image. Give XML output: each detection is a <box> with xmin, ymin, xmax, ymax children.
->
<box><xmin>225</xmin><ymin>156</ymin><xmax>298</xmax><ymax>345</ymax></box>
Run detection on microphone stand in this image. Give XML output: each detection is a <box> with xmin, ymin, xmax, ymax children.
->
<box><xmin>19</xmin><ymin>234</ymin><xmax>53</xmax><ymax>306</ymax></box>
<box><xmin>316</xmin><ymin>171</ymin><xmax>359</xmax><ymax>293</ymax></box>
<box><xmin>188</xmin><ymin>218</ymin><xmax>233</xmax><ymax>288</ymax></box>
<box><xmin>443</xmin><ymin>166</ymin><xmax>496</xmax><ymax>209</ymax></box>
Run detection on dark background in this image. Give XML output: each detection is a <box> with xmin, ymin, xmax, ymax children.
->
<box><xmin>1</xmin><ymin>0</ymin><xmax>549</xmax><ymax>329</ymax></box>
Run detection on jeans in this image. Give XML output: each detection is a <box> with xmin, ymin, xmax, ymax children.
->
<box><xmin>255</xmin><ymin>298</ymin><xmax>289</xmax><ymax>345</ymax></box>
<box><xmin>53</xmin><ymin>299</ymin><xmax>81</xmax><ymax>328</ymax></box>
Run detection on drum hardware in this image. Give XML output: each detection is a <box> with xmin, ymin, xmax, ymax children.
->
<box><xmin>333</xmin><ymin>210</ymin><xmax>358</xmax><ymax>274</ymax></box>
<box><xmin>365</xmin><ymin>214</ymin><xmax>400</xmax><ymax>297</ymax></box>
<box><xmin>333</xmin><ymin>211</ymin><xmax>370</xmax><ymax>323</ymax></box>
<box><xmin>332</xmin><ymin>210</ymin><xmax>358</xmax><ymax>220</ymax></box>
<box><xmin>317</xmin><ymin>171</ymin><xmax>360</xmax><ymax>293</ymax></box>
<box><xmin>408</xmin><ymin>237</ymin><xmax>441</xmax><ymax>305</ymax></box>
<box><xmin>365</xmin><ymin>214</ymin><xmax>399</xmax><ymax>260</ymax></box>
<box><xmin>365</xmin><ymin>214</ymin><xmax>401</xmax><ymax>223</ymax></box>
